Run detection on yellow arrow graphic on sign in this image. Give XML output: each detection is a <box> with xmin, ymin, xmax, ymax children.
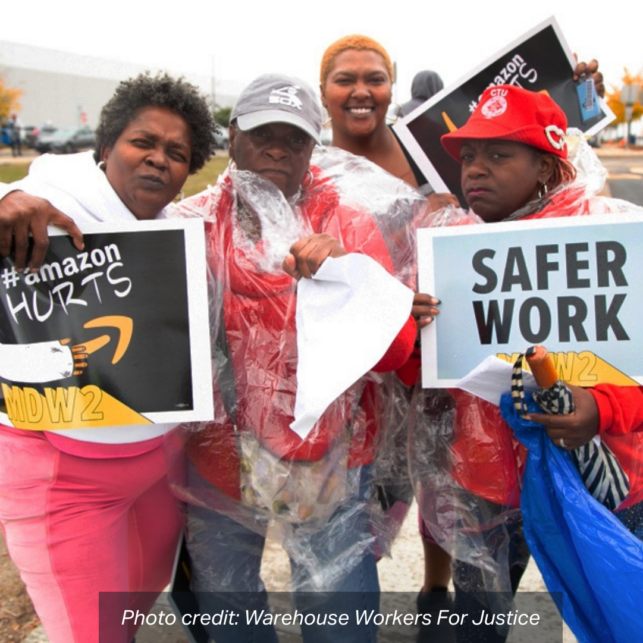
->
<box><xmin>77</xmin><ymin>316</ymin><xmax>134</xmax><ymax>364</ymax></box>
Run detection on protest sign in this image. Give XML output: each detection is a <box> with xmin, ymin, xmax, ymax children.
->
<box><xmin>418</xmin><ymin>214</ymin><xmax>642</xmax><ymax>388</ymax></box>
<box><xmin>0</xmin><ymin>219</ymin><xmax>213</xmax><ymax>429</ymax></box>
<box><xmin>393</xmin><ymin>16</ymin><xmax>615</xmax><ymax>204</ymax></box>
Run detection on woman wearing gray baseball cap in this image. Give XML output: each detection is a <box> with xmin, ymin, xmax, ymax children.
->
<box><xmin>169</xmin><ymin>73</ymin><xmax>428</xmax><ymax>643</ymax></box>
<box><xmin>171</xmin><ymin>73</ymin><xmax>426</xmax><ymax>642</ymax></box>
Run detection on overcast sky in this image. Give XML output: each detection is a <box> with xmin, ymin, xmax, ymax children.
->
<box><xmin>2</xmin><ymin>1</ymin><xmax>640</xmax><ymax>103</ymax></box>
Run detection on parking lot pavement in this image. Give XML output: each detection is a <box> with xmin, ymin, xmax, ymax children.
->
<box><xmin>0</xmin><ymin>148</ymin><xmax>37</xmax><ymax>164</ymax></box>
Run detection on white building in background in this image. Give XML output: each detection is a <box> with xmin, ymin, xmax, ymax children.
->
<box><xmin>0</xmin><ymin>41</ymin><xmax>237</xmax><ymax>129</ymax></box>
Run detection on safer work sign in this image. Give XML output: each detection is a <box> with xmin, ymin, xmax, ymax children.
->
<box><xmin>418</xmin><ymin>213</ymin><xmax>642</xmax><ymax>388</ymax></box>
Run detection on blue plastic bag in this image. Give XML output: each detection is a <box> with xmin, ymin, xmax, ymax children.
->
<box><xmin>500</xmin><ymin>393</ymin><xmax>643</xmax><ymax>643</ymax></box>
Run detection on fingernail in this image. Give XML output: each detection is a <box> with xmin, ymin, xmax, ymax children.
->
<box><xmin>433</xmin><ymin>298</ymin><xmax>441</xmax><ymax>305</ymax></box>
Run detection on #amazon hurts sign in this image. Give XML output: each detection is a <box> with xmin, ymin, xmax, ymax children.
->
<box><xmin>0</xmin><ymin>219</ymin><xmax>212</xmax><ymax>430</ymax></box>
<box><xmin>393</xmin><ymin>16</ymin><xmax>615</xmax><ymax>206</ymax></box>
<box><xmin>418</xmin><ymin>214</ymin><xmax>643</xmax><ymax>388</ymax></box>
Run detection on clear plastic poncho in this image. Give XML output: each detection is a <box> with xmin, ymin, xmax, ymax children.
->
<box><xmin>166</xmin><ymin>146</ymin><xmax>428</xmax><ymax>597</ymax></box>
<box><xmin>409</xmin><ymin>131</ymin><xmax>643</xmax><ymax>603</ymax></box>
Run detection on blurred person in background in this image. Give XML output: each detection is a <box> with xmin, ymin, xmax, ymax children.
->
<box><xmin>8</xmin><ymin>113</ymin><xmax>22</xmax><ymax>157</ymax></box>
<box><xmin>400</xmin><ymin>70</ymin><xmax>445</xmax><ymax>117</ymax></box>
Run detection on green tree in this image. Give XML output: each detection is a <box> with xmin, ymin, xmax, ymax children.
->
<box><xmin>214</xmin><ymin>106</ymin><xmax>231</xmax><ymax>128</ymax></box>
<box><xmin>606</xmin><ymin>68</ymin><xmax>643</xmax><ymax>125</ymax></box>
<box><xmin>0</xmin><ymin>75</ymin><xmax>22</xmax><ymax>122</ymax></box>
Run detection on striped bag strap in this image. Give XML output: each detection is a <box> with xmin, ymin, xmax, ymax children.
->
<box><xmin>511</xmin><ymin>351</ymin><xmax>629</xmax><ymax>511</ymax></box>
<box><xmin>570</xmin><ymin>441</ymin><xmax>630</xmax><ymax>511</ymax></box>
<box><xmin>510</xmin><ymin>352</ymin><xmax>529</xmax><ymax>416</ymax></box>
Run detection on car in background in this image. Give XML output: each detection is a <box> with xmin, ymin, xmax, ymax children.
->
<box><xmin>36</xmin><ymin>126</ymin><xmax>95</xmax><ymax>154</ymax></box>
<box><xmin>26</xmin><ymin>124</ymin><xmax>57</xmax><ymax>149</ymax></box>
<box><xmin>213</xmin><ymin>126</ymin><xmax>229</xmax><ymax>150</ymax></box>
<box><xmin>20</xmin><ymin>125</ymin><xmax>37</xmax><ymax>146</ymax></box>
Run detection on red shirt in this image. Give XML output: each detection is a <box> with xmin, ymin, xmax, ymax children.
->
<box><xmin>183</xmin><ymin>168</ymin><xmax>415</xmax><ymax>498</ymax></box>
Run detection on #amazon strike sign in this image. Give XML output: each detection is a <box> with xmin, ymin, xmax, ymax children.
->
<box><xmin>393</xmin><ymin>16</ymin><xmax>615</xmax><ymax>205</ymax></box>
<box><xmin>418</xmin><ymin>214</ymin><xmax>643</xmax><ymax>388</ymax></box>
<box><xmin>0</xmin><ymin>219</ymin><xmax>213</xmax><ymax>430</ymax></box>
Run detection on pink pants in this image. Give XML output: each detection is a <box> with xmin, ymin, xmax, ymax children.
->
<box><xmin>0</xmin><ymin>428</ymin><xmax>182</xmax><ymax>643</ymax></box>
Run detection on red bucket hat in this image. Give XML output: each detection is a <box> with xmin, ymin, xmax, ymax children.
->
<box><xmin>441</xmin><ymin>85</ymin><xmax>568</xmax><ymax>161</ymax></box>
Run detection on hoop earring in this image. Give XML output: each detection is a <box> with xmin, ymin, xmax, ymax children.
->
<box><xmin>97</xmin><ymin>160</ymin><xmax>106</xmax><ymax>171</ymax></box>
<box><xmin>301</xmin><ymin>169</ymin><xmax>314</xmax><ymax>190</ymax></box>
<box><xmin>538</xmin><ymin>182</ymin><xmax>548</xmax><ymax>199</ymax></box>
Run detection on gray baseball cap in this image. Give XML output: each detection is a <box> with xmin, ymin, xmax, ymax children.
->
<box><xmin>231</xmin><ymin>74</ymin><xmax>322</xmax><ymax>144</ymax></box>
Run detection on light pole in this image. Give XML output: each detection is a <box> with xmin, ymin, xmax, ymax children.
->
<box><xmin>621</xmin><ymin>84</ymin><xmax>641</xmax><ymax>148</ymax></box>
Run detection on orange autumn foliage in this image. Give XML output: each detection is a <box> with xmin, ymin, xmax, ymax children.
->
<box><xmin>606</xmin><ymin>68</ymin><xmax>643</xmax><ymax>124</ymax></box>
<box><xmin>0</xmin><ymin>76</ymin><xmax>22</xmax><ymax>121</ymax></box>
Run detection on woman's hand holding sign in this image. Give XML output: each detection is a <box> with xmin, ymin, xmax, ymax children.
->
<box><xmin>573</xmin><ymin>58</ymin><xmax>605</xmax><ymax>97</ymax></box>
<box><xmin>0</xmin><ymin>191</ymin><xmax>84</xmax><ymax>271</ymax></box>
<box><xmin>412</xmin><ymin>293</ymin><xmax>441</xmax><ymax>330</ymax></box>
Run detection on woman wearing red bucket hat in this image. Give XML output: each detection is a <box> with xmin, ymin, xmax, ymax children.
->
<box><xmin>441</xmin><ymin>84</ymin><xmax>576</xmax><ymax>223</ymax></box>
<box><xmin>409</xmin><ymin>84</ymin><xmax>643</xmax><ymax>642</ymax></box>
